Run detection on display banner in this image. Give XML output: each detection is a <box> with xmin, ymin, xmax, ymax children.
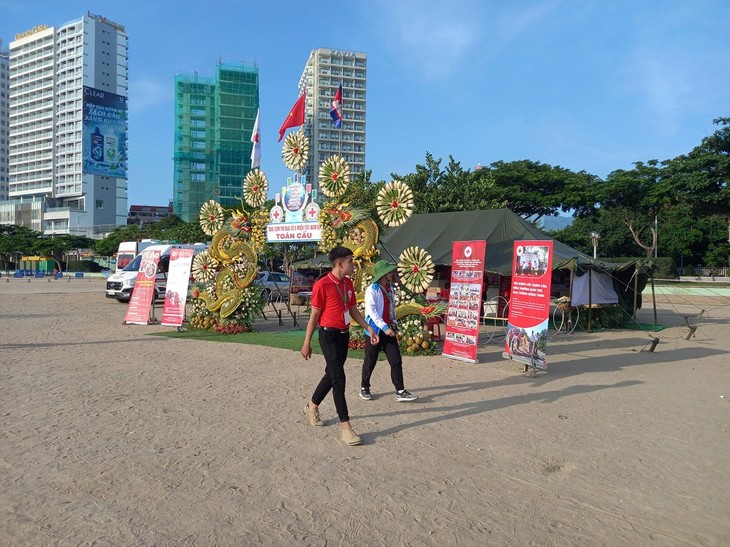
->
<box><xmin>266</xmin><ymin>221</ymin><xmax>322</xmax><ymax>242</ymax></box>
<box><xmin>124</xmin><ymin>249</ymin><xmax>160</xmax><ymax>325</ymax></box>
<box><xmin>82</xmin><ymin>86</ymin><xmax>128</xmax><ymax>178</ymax></box>
<box><xmin>502</xmin><ymin>240</ymin><xmax>554</xmax><ymax>370</ymax></box>
<box><xmin>161</xmin><ymin>248</ymin><xmax>195</xmax><ymax>327</ymax></box>
<box><xmin>443</xmin><ymin>240</ymin><xmax>486</xmax><ymax>363</ymax></box>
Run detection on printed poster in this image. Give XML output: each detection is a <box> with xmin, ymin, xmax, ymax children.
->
<box><xmin>503</xmin><ymin>241</ymin><xmax>554</xmax><ymax>369</ymax></box>
<box><xmin>443</xmin><ymin>240</ymin><xmax>486</xmax><ymax>363</ymax></box>
<box><xmin>124</xmin><ymin>249</ymin><xmax>160</xmax><ymax>325</ymax></box>
<box><xmin>161</xmin><ymin>248</ymin><xmax>195</xmax><ymax>327</ymax></box>
<box><xmin>82</xmin><ymin>86</ymin><xmax>128</xmax><ymax>178</ymax></box>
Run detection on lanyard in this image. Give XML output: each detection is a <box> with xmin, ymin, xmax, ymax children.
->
<box><xmin>328</xmin><ymin>273</ymin><xmax>347</xmax><ymax>307</ymax></box>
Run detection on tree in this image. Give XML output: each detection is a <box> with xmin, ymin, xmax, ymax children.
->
<box><xmin>548</xmin><ymin>208</ymin><xmax>639</xmax><ymax>258</ymax></box>
<box><xmin>0</xmin><ymin>225</ymin><xmax>40</xmax><ymax>269</ymax></box>
<box><xmin>393</xmin><ymin>152</ymin><xmax>444</xmax><ymax>214</ymax></box>
<box><xmin>486</xmin><ymin>160</ymin><xmax>599</xmax><ymax>222</ymax></box>
<box><xmin>599</xmin><ymin>160</ymin><xmax>671</xmax><ymax>257</ymax></box>
<box><xmin>34</xmin><ymin>234</ymin><xmax>94</xmax><ymax>271</ymax></box>
<box><xmin>666</xmin><ymin>117</ymin><xmax>730</xmax><ymax>244</ymax></box>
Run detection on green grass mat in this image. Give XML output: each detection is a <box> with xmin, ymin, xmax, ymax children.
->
<box><xmin>151</xmin><ymin>328</ymin><xmax>370</xmax><ymax>359</ymax></box>
<box><xmin>622</xmin><ymin>322</ymin><xmax>668</xmax><ymax>331</ymax></box>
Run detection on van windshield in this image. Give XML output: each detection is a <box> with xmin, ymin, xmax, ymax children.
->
<box><xmin>123</xmin><ymin>254</ymin><xmax>144</xmax><ymax>272</ymax></box>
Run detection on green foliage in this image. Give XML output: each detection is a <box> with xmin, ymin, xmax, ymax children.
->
<box><xmin>66</xmin><ymin>260</ymin><xmax>104</xmax><ymax>273</ymax></box>
<box><xmin>605</xmin><ymin>257</ymin><xmax>675</xmax><ymax>278</ymax></box>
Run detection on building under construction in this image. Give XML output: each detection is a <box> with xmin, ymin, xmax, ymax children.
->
<box><xmin>173</xmin><ymin>62</ymin><xmax>259</xmax><ymax>222</ymax></box>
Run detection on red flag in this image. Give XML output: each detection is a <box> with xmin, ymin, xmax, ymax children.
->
<box><xmin>278</xmin><ymin>92</ymin><xmax>306</xmax><ymax>142</ymax></box>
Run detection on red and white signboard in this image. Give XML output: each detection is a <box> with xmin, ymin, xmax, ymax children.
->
<box><xmin>266</xmin><ymin>221</ymin><xmax>322</xmax><ymax>242</ymax></box>
<box><xmin>443</xmin><ymin>240</ymin><xmax>486</xmax><ymax>363</ymax></box>
<box><xmin>503</xmin><ymin>240</ymin><xmax>554</xmax><ymax>369</ymax></box>
<box><xmin>161</xmin><ymin>248</ymin><xmax>195</xmax><ymax>327</ymax></box>
<box><xmin>124</xmin><ymin>249</ymin><xmax>160</xmax><ymax>325</ymax></box>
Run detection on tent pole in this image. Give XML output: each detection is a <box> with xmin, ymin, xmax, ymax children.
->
<box><xmin>380</xmin><ymin>242</ymin><xmax>400</xmax><ymax>264</ymax></box>
<box><xmin>650</xmin><ymin>269</ymin><xmax>657</xmax><ymax>325</ymax></box>
<box><xmin>588</xmin><ymin>268</ymin><xmax>593</xmax><ymax>333</ymax></box>
<box><xmin>632</xmin><ymin>264</ymin><xmax>639</xmax><ymax>321</ymax></box>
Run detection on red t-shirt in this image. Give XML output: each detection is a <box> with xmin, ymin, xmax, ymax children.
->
<box><xmin>311</xmin><ymin>273</ymin><xmax>356</xmax><ymax>330</ymax></box>
<box><xmin>382</xmin><ymin>289</ymin><xmax>392</xmax><ymax>325</ymax></box>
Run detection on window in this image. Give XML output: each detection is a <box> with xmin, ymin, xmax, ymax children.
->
<box><xmin>96</xmin><ymin>199</ymin><xmax>103</xmax><ymax>209</ymax></box>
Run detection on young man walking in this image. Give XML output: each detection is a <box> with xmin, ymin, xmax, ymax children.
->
<box><xmin>360</xmin><ymin>260</ymin><xmax>418</xmax><ymax>402</ymax></box>
<box><xmin>301</xmin><ymin>246</ymin><xmax>379</xmax><ymax>446</ymax></box>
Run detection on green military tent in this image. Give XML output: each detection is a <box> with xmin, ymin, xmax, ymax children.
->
<box><xmin>378</xmin><ymin>209</ymin><xmax>655</xmax><ymax>315</ymax></box>
<box><xmin>378</xmin><ymin>209</ymin><xmax>592</xmax><ymax>274</ymax></box>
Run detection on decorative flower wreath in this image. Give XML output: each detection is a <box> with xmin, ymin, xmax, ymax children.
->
<box><xmin>224</xmin><ymin>208</ymin><xmax>252</xmax><ymax>239</ymax></box>
<box><xmin>191</xmin><ymin>250</ymin><xmax>218</xmax><ymax>283</ymax></box>
<box><xmin>199</xmin><ymin>200</ymin><xmax>224</xmax><ymax>236</ymax></box>
<box><xmin>243</xmin><ymin>169</ymin><xmax>269</xmax><ymax>208</ymax></box>
<box><xmin>282</xmin><ymin>130</ymin><xmax>309</xmax><ymax>171</ymax></box>
<box><xmin>376</xmin><ymin>180</ymin><xmax>415</xmax><ymax>227</ymax></box>
<box><xmin>319</xmin><ymin>155</ymin><xmax>350</xmax><ymax>197</ymax></box>
<box><xmin>398</xmin><ymin>246</ymin><xmax>435</xmax><ymax>293</ymax></box>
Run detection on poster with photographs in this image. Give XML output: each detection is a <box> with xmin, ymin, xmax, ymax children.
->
<box><xmin>443</xmin><ymin>240</ymin><xmax>486</xmax><ymax>363</ymax></box>
<box><xmin>502</xmin><ymin>241</ymin><xmax>554</xmax><ymax>369</ymax></box>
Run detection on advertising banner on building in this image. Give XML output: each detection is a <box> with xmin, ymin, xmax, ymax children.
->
<box><xmin>82</xmin><ymin>86</ymin><xmax>128</xmax><ymax>178</ymax></box>
<box><xmin>124</xmin><ymin>249</ymin><xmax>160</xmax><ymax>325</ymax></box>
<box><xmin>443</xmin><ymin>240</ymin><xmax>486</xmax><ymax>363</ymax></box>
<box><xmin>161</xmin><ymin>248</ymin><xmax>195</xmax><ymax>327</ymax></box>
<box><xmin>503</xmin><ymin>241</ymin><xmax>554</xmax><ymax>370</ymax></box>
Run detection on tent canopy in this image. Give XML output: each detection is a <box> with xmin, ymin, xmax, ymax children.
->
<box><xmin>378</xmin><ymin>209</ymin><xmax>597</xmax><ymax>275</ymax></box>
<box><xmin>291</xmin><ymin>253</ymin><xmax>331</xmax><ymax>270</ymax></box>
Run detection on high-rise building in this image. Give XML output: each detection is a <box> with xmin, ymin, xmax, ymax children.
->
<box><xmin>173</xmin><ymin>62</ymin><xmax>259</xmax><ymax>222</ymax></box>
<box><xmin>0</xmin><ymin>39</ymin><xmax>9</xmax><ymax>202</ymax></box>
<box><xmin>1</xmin><ymin>13</ymin><xmax>128</xmax><ymax>237</ymax></box>
<box><xmin>298</xmin><ymin>48</ymin><xmax>367</xmax><ymax>190</ymax></box>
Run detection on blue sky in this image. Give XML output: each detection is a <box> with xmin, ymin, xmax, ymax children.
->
<box><xmin>2</xmin><ymin>0</ymin><xmax>729</xmax><ymax>208</ymax></box>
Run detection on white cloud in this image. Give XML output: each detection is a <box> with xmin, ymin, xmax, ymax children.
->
<box><xmin>127</xmin><ymin>78</ymin><xmax>169</xmax><ymax>113</ymax></box>
<box><xmin>631</xmin><ymin>49</ymin><xmax>690</xmax><ymax>136</ymax></box>
<box><xmin>495</xmin><ymin>0</ymin><xmax>562</xmax><ymax>42</ymax></box>
<box><xmin>374</xmin><ymin>0</ymin><xmax>481</xmax><ymax>81</ymax></box>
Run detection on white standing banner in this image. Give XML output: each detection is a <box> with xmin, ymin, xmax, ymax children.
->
<box><xmin>161</xmin><ymin>248</ymin><xmax>195</xmax><ymax>327</ymax></box>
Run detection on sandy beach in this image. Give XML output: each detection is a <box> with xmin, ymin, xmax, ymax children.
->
<box><xmin>1</xmin><ymin>277</ymin><xmax>729</xmax><ymax>545</ymax></box>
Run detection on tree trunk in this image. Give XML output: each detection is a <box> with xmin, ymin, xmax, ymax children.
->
<box><xmin>624</xmin><ymin>219</ymin><xmax>656</xmax><ymax>258</ymax></box>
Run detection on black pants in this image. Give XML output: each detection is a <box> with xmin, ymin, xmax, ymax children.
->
<box><xmin>361</xmin><ymin>333</ymin><xmax>404</xmax><ymax>392</ymax></box>
<box><xmin>312</xmin><ymin>329</ymin><xmax>350</xmax><ymax>422</ymax></box>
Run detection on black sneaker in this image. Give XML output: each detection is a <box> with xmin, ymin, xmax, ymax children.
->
<box><xmin>359</xmin><ymin>388</ymin><xmax>373</xmax><ymax>401</ymax></box>
<box><xmin>395</xmin><ymin>389</ymin><xmax>418</xmax><ymax>402</ymax></box>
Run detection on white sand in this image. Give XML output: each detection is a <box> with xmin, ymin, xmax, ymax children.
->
<box><xmin>1</xmin><ymin>278</ymin><xmax>729</xmax><ymax>545</ymax></box>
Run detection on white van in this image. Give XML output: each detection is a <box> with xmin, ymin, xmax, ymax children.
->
<box><xmin>115</xmin><ymin>239</ymin><xmax>160</xmax><ymax>273</ymax></box>
<box><xmin>105</xmin><ymin>243</ymin><xmax>208</xmax><ymax>303</ymax></box>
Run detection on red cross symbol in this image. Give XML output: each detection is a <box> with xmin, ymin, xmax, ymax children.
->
<box><xmin>308</xmin><ymin>206</ymin><xmax>317</xmax><ymax>217</ymax></box>
<box><xmin>273</xmin><ymin>210</ymin><xmax>281</xmax><ymax>220</ymax></box>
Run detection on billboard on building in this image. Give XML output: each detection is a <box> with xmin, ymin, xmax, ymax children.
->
<box><xmin>82</xmin><ymin>86</ymin><xmax>127</xmax><ymax>178</ymax></box>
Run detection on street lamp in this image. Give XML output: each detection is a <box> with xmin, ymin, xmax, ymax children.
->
<box><xmin>590</xmin><ymin>231</ymin><xmax>600</xmax><ymax>259</ymax></box>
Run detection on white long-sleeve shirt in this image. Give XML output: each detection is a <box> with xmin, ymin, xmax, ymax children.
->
<box><xmin>364</xmin><ymin>282</ymin><xmax>397</xmax><ymax>335</ymax></box>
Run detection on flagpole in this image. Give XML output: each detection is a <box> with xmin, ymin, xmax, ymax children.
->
<box><xmin>338</xmin><ymin>82</ymin><xmax>343</xmax><ymax>158</ymax></box>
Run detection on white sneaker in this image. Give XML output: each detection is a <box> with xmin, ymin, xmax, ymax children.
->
<box><xmin>395</xmin><ymin>389</ymin><xmax>418</xmax><ymax>402</ymax></box>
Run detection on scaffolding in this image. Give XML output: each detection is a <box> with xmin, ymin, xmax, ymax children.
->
<box><xmin>173</xmin><ymin>62</ymin><xmax>259</xmax><ymax>222</ymax></box>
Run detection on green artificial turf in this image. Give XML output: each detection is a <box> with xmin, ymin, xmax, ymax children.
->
<box><xmin>151</xmin><ymin>328</ymin><xmax>371</xmax><ymax>359</ymax></box>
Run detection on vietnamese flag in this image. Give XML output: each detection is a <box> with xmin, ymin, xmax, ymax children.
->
<box><xmin>278</xmin><ymin>92</ymin><xmax>306</xmax><ymax>142</ymax></box>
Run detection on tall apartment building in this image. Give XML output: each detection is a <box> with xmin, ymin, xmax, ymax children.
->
<box><xmin>173</xmin><ymin>62</ymin><xmax>259</xmax><ymax>222</ymax></box>
<box><xmin>0</xmin><ymin>40</ymin><xmax>9</xmax><ymax>202</ymax></box>
<box><xmin>298</xmin><ymin>48</ymin><xmax>367</xmax><ymax>190</ymax></box>
<box><xmin>1</xmin><ymin>13</ymin><xmax>128</xmax><ymax>237</ymax></box>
